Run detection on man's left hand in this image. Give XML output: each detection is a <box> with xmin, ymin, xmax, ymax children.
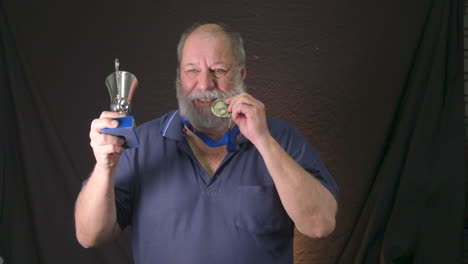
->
<box><xmin>225</xmin><ymin>92</ymin><xmax>271</xmax><ymax>147</ymax></box>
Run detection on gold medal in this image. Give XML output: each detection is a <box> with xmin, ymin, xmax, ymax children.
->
<box><xmin>211</xmin><ymin>99</ymin><xmax>231</xmax><ymax>118</ymax></box>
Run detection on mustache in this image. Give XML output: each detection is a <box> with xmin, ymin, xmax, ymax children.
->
<box><xmin>187</xmin><ymin>89</ymin><xmax>231</xmax><ymax>101</ymax></box>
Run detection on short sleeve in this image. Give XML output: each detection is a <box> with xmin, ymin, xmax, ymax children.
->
<box><xmin>291</xmin><ymin>138</ymin><xmax>339</xmax><ymax>200</ymax></box>
<box><xmin>270</xmin><ymin>121</ymin><xmax>339</xmax><ymax>200</ymax></box>
<box><xmin>113</xmin><ymin>148</ymin><xmax>137</xmax><ymax>229</ymax></box>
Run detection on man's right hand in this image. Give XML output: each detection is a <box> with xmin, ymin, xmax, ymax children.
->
<box><xmin>90</xmin><ymin>111</ymin><xmax>126</xmax><ymax>170</ymax></box>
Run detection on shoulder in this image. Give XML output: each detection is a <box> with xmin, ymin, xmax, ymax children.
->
<box><xmin>124</xmin><ymin>110</ymin><xmax>180</xmax><ymax>156</ymax></box>
<box><xmin>267</xmin><ymin>119</ymin><xmax>304</xmax><ymax>141</ymax></box>
<box><xmin>266</xmin><ymin>119</ymin><xmax>312</xmax><ymax>155</ymax></box>
<box><xmin>136</xmin><ymin>110</ymin><xmax>179</xmax><ymax>136</ymax></box>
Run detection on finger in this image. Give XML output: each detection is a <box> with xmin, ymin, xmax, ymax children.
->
<box><xmin>228</xmin><ymin>95</ymin><xmax>257</xmax><ymax>114</ymax></box>
<box><xmin>224</xmin><ymin>94</ymin><xmax>240</xmax><ymax>105</ymax></box>
<box><xmin>225</xmin><ymin>93</ymin><xmax>250</xmax><ymax>109</ymax></box>
<box><xmin>93</xmin><ymin>144</ymin><xmax>125</xmax><ymax>157</ymax></box>
<box><xmin>92</xmin><ymin>134</ymin><xmax>125</xmax><ymax>147</ymax></box>
<box><xmin>225</xmin><ymin>92</ymin><xmax>249</xmax><ymax>106</ymax></box>
<box><xmin>228</xmin><ymin>93</ymin><xmax>261</xmax><ymax>112</ymax></box>
<box><xmin>100</xmin><ymin>111</ymin><xmax>126</xmax><ymax>119</ymax></box>
<box><xmin>90</xmin><ymin>118</ymin><xmax>120</xmax><ymax>132</ymax></box>
<box><xmin>89</xmin><ymin>119</ymin><xmax>120</xmax><ymax>143</ymax></box>
<box><xmin>230</xmin><ymin>102</ymin><xmax>258</xmax><ymax>121</ymax></box>
<box><xmin>103</xmin><ymin>144</ymin><xmax>124</xmax><ymax>154</ymax></box>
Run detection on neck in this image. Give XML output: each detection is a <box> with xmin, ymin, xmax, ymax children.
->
<box><xmin>191</xmin><ymin>125</ymin><xmax>229</xmax><ymax>141</ymax></box>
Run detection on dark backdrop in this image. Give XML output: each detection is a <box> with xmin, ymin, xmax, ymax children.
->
<box><xmin>0</xmin><ymin>0</ymin><xmax>465</xmax><ymax>263</ymax></box>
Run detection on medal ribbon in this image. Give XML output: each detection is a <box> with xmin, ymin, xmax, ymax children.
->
<box><xmin>181</xmin><ymin>118</ymin><xmax>240</xmax><ymax>152</ymax></box>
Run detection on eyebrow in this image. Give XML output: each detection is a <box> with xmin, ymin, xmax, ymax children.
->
<box><xmin>183</xmin><ymin>62</ymin><xmax>229</xmax><ymax>68</ymax></box>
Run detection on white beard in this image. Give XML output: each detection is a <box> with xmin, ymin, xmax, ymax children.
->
<box><xmin>176</xmin><ymin>71</ymin><xmax>246</xmax><ymax>131</ymax></box>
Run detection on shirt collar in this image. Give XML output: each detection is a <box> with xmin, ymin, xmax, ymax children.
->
<box><xmin>160</xmin><ymin>110</ymin><xmax>184</xmax><ymax>141</ymax></box>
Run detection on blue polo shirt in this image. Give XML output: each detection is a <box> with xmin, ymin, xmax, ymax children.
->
<box><xmin>113</xmin><ymin>110</ymin><xmax>338</xmax><ymax>264</ymax></box>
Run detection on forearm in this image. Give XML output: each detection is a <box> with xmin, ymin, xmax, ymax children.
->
<box><xmin>75</xmin><ymin>165</ymin><xmax>121</xmax><ymax>247</ymax></box>
<box><xmin>255</xmin><ymin>135</ymin><xmax>337</xmax><ymax>238</ymax></box>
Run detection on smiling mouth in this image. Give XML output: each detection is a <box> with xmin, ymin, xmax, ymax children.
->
<box><xmin>198</xmin><ymin>98</ymin><xmax>214</xmax><ymax>103</ymax></box>
<box><xmin>194</xmin><ymin>98</ymin><xmax>216</xmax><ymax>106</ymax></box>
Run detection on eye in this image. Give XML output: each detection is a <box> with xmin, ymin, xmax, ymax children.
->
<box><xmin>185</xmin><ymin>68</ymin><xmax>199</xmax><ymax>77</ymax></box>
<box><xmin>210</xmin><ymin>68</ymin><xmax>228</xmax><ymax>77</ymax></box>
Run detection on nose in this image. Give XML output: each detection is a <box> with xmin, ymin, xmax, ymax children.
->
<box><xmin>197</xmin><ymin>70</ymin><xmax>215</xmax><ymax>91</ymax></box>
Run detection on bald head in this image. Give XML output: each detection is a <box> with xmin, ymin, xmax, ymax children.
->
<box><xmin>177</xmin><ymin>22</ymin><xmax>245</xmax><ymax>69</ymax></box>
<box><xmin>191</xmin><ymin>23</ymin><xmax>226</xmax><ymax>36</ymax></box>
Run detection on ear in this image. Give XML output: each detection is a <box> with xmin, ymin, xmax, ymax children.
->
<box><xmin>240</xmin><ymin>65</ymin><xmax>247</xmax><ymax>80</ymax></box>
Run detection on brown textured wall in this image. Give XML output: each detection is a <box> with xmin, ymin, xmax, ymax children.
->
<box><xmin>3</xmin><ymin>0</ymin><xmax>427</xmax><ymax>263</ymax></box>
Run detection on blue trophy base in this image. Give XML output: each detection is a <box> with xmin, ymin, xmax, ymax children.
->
<box><xmin>101</xmin><ymin>116</ymin><xmax>140</xmax><ymax>148</ymax></box>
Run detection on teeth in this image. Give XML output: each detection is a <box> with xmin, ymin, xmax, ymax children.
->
<box><xmin>199</xmin><ymin>98</ymin><xmax>211</xmax><ymax>103</ymax></box>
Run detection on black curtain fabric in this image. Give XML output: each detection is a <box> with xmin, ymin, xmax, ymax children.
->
<box><xmin>0</xmin><ymin>3</ymin><xmax>133</xmax><ymax>264</ymax></box>
<box><xmin>338</xmin><ymin>0</ymin><xmax>465</xmax><ymax>263</ymax></box>
<box><xmin>0</xmin><ymin>0</ymin><xmax>465</xmax><ymax>263</ymax></box>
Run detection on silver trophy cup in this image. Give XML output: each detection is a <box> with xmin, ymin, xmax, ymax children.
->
<box><xmin>105</xmin><ymin>71</ymin><xmax>138</xmax><ymax>114</ymax></box>
<box><xmin>101</xmin><ymin>59</ymin><xmax>140</xmax><ymax>148</ymax></box>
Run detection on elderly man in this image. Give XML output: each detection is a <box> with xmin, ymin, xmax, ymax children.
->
<box><xmin>75</xmin><ymin>23</ymin><xmax>338</xmax><ymax>264</ymax></box>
